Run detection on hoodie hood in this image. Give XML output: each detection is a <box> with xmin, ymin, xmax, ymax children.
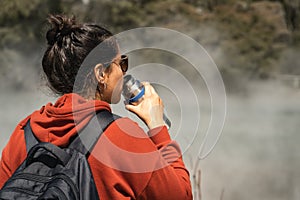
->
<box><xmin>30</xmin><ymin>93</ymin><xmax>111</xmax><ymax>147</ymax></box>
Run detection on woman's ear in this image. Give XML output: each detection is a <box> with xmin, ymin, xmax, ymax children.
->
<box><xmin>94</xmin><ymin>64</ymin><xmax>105</xmax><ymax>83</ymax></box>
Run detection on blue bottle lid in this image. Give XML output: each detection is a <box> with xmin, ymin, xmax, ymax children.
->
<box><xmin>128</xmin><ymin>86</ymin><xmax>145</xmax><ymax>103</ymax></box>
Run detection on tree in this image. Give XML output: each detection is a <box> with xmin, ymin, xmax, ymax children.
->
<box><xmin>0</xmin><ymin>0</ymin><xmax>63</xmax><ymax>50</ymax></box>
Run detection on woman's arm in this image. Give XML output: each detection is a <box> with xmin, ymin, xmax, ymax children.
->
<box><xmin>125</xmin><ymin>83</ymin><xmax>192</xmax><ymax>199</ymax></box>
<box><xmin>137</xmin><ymin>126</ymin><xmax>193</xmax><ymax>200</ymax></box>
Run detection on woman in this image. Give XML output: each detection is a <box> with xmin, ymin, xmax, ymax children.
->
<box><xmin>0</xmin><ymin>15</ymin><xmax>192</xmax><ymax>199</ymax></box>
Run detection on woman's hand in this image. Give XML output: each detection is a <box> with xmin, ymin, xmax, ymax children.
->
<box><xmin>125</xmin><ymin>82</ymin><xmax>165</xmax><ymax>130</ymax></box>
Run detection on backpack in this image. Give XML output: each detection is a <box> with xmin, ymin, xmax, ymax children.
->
<box><xmin>0</xmin><ymin>110</ymin><xmax>119</xmax><ymax>200</ymax></box>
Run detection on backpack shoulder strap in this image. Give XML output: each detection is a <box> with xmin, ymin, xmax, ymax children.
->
<box><xmin>24</xmin><ymin>120</ymin><xmax>39</xmax><ymax>153</ymax></box>
<box><xmin>68</xmin><ymin>110</ymin><xmax>121</xmax><ymax>156</ymax></box>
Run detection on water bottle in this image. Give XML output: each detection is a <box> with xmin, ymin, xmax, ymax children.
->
<box><xmin>122</xmin><ymin>74</ymin><xmax>171</xmax><ymax>129</ymax></box>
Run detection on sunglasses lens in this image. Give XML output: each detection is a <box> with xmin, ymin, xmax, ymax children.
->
<box><xmin>120</xmin><ymin>55</ymin><xmax>128</xmax><ymax>72</ymax></box>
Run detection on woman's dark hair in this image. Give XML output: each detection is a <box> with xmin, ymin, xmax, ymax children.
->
<box><xmin>42</xmin><ymin>14</ymin><xmax>118</xmax><ymax>96</ymax></box>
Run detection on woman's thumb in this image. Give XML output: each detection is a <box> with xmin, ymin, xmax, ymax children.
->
<box><xmin>125</xmin><ymin>104</ymin><xmax>136</xmax><ymax>112</ymax></box>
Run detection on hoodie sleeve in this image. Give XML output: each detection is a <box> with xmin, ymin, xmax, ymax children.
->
<box><xmin>88</xmin><ymin>117</ymin><xmax>193</xmax><ymax>200</ymax></box>
<box><xmin>137</xmin><ymin>126</ymin><xmax>193</xmax><ymax>200</ymax></box>
<box><xmin>0</xmin><ymin>117</ymin><xmax>28</xmax><ymax>189</ymax></box>
<box><xmin>0</xmin><ymin>151</ymin><xmax>11</xmax><ymax>188</ymax></box>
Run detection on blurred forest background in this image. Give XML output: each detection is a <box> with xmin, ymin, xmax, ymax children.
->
<box><xmin>1</xmin><ymin>0</ymin><xmax>300</xmax><ymax>200</ymax></box>
<box><xmin>0</xmin><ymin>0</ymin><xmax>300</xmax><ymax>92</ymax></box>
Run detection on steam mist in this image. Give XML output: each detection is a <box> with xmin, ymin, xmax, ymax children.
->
<box><xmin>1</xmin><ymin>28</ymin><xmax>300</xmax><ymax>200</ymax></box>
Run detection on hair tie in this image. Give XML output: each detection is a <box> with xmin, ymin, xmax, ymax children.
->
<box><xmin>55</xmin><ymin>23</ymin><xmax>75</xmax><ymax>42</ymax></box>
<box><xmin>59</xmin><ymin>26</ymin><xmax>73</xmax><ymax>37</ymax></box>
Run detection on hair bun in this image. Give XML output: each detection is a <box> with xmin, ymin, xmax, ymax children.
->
<box><xmin>46</xmin><ymin>15</ymin><xmax>77</xmax><ymax>45</ymax></box>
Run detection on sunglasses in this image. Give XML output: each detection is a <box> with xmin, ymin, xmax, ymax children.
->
<box><xmin>103</xmin><ymin>54</ymin><xmax>128</xmax><ymax>72</ymax></box>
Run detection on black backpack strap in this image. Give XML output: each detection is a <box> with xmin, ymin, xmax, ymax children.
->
<box><xmin>24</xmin><ymin>120</ymin><xmax>39</xmax><ymax>153</ymax></box>
<box><xmin>68</xmin><ymin>110</ymin><xmax>121</xmax><ymax>156</ymax></box>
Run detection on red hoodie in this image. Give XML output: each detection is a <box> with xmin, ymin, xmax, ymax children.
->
<box><xmin>0</xmin><ymin>93</ymin><xmax>192</xmax><ymax>199</ymax></box>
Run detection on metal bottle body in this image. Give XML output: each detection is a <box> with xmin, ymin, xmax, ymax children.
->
<box><xmin>122</xmin><ymin>75</ymin><xmax>171</xmax><ymax>129</ymax></box>
<box><xmin>122</xmin><ymin>75</ymin><xmax>145</xmax><ymax>105</ymax></box>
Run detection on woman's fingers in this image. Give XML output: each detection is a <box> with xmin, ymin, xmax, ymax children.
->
<box><xmin>142</xmin><ymin>82</ymin><xmax>157</xmax><ymax>97</ymax></box>
<box><xmin>125</xmin><ymin>82</ymin><xmax>165</xmax><ymax>129</ymax></box>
